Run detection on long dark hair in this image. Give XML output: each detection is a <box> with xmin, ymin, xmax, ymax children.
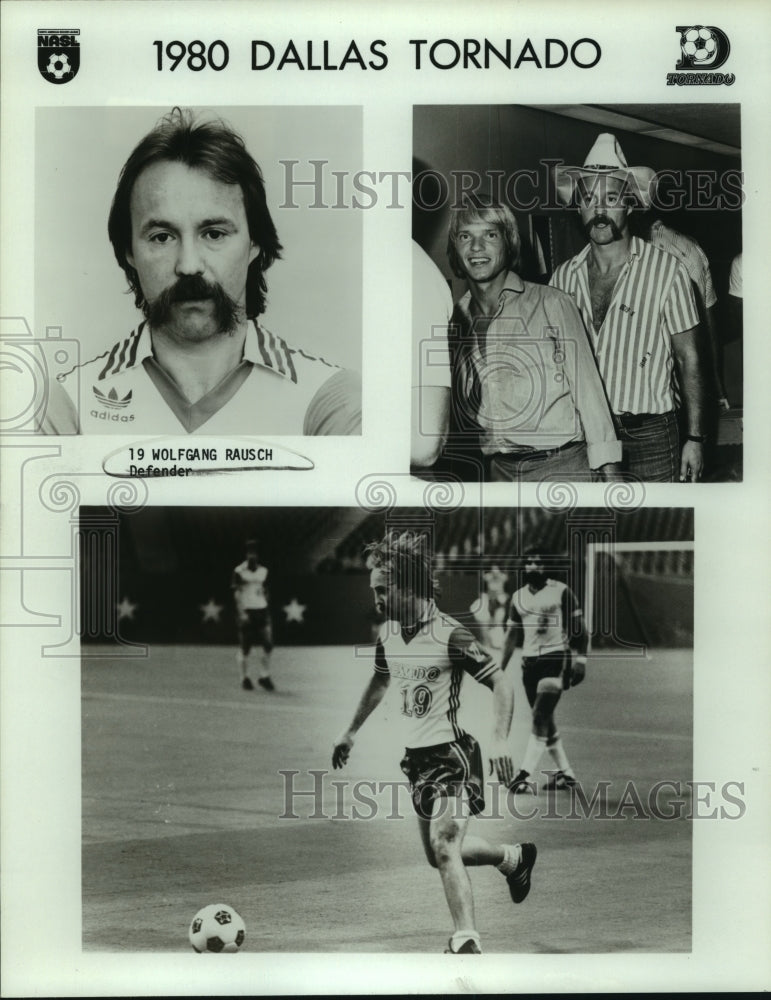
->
<box><xmin>107</xmin><ymin>108</ymin><xmax>283</xmax><ymax>317</ymax></box>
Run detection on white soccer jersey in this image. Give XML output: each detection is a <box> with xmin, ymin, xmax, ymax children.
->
<box><xmin>374</xmin><ymin>600</ymin><xmax>499</xmax><ymax>749</ymax></box>
<box><xmin>233</xmin><ymin>562</ymin><xmax>268</xmax><ymax>609</ymax></box>
<box><xmin>507</xmin><ymin>579</ymin><xmax>577</xmax><ymax>657</ymax></box>
<box><xmin>45</xmin><ymin>320</ymin><xmax>360</xmax><ymax>436</ymax></box>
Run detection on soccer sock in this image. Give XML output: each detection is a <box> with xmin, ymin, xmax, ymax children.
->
<box><xmin>496</xmin><ymin>843</ymin><xmax>523</xmax><ymax>877</ymax></box>
<box><xmin>521</xmin><ymin>734</ymin><xmax>548</xmax><ymax>776</ymax></box>
<box><xmin>236</xmin><ymin>651</ymin><xmax>249</xmax><ymax>678</ymax></box>
<box><xmin>546</xmin><ymin>735</ymin><xmax>574</xmax><ymax>777</ymax></box>
<box><xmin>449</xmin><ymin>930</ymin><xmax>481</xmax><ymax>952</ymax></box>
<box><xmin>258</xmin><ymin>649</ymin><xmax>271</xmax><ymax>679</ymax></box>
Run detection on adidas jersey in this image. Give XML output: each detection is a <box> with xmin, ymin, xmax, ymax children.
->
<box><xmin>232</xmin><ymin>562</ymin><xmax>268</xmax><ymax>609</ymax></box>
<box><xmin>507</xmin><ymin>580</ymin><xmax>579</xmax><ymax>657</ymax></box>
<box><xmin>374</xmin><ymin>600</ymin><xmax>499</xmax><ymax>749</ymax></box>
<box><xmin>44</xmin><ymin>320</ymin><xmax>361</xmax><ymax>436</ymax></box>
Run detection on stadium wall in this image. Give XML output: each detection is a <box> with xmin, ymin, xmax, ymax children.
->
<box><xmin>83</xmin><ymin>568</ymin><xmax>692</xmax><ymax>649</ymax></box>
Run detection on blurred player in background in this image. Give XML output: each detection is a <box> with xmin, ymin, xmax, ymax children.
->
<box><xmin>469</xmin><ymin>565</ymin><xmax>509</xmax><ymax>652</ymax></box>
<box><xmin>232</xmin><ymin>540</ymin><xmax>274</xmax><ymax>691</ymax></box>
<box><xmin>501</xmin><ymin>549</ymin><xmax>586</xmax><ymax>792</ymax></box>
<box><xmin>332</xmin><ymin>531</ymin><xmax>537</xmax><ymax>955</ymax></box>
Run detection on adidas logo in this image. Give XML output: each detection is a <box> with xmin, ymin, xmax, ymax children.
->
<box><xmin>93</xmin><ymin>386</ymin><xmax>133</xmax><ymax>410</ymax></box>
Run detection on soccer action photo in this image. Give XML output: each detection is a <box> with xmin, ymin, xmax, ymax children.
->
<box><xmin>80</xmin><ymin>502</ymin><xmax>703</xmax><ymax>955</ymax></box>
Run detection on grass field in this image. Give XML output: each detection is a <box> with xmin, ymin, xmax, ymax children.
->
<box><xmin>82</xmin><ymin>642</ymin><xmax>692</xmax><ymax>954</ymax></box>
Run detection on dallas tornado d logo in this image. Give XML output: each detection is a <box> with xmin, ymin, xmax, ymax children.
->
<box><xmin>675</xmin><ymin>26</ymin><xmax>730</xmax><ymax>70</ymax></box>
<box><xmin>37</xmin><ymin>28</ymin><xmax>81</xmax><ymax>84</ymax></box>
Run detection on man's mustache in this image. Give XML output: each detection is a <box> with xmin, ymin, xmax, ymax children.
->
<box><xmin>143</xmin><ymin>275</ymin><xmax>243</xmax><ymax>334</ymax></box>
<box><xmin>163</xmin><ymin>274</ymin><xmax>225</xmax><ymax>304</ymax></box>
<box><xmin>584</xmin><ymin>214</ymin><xmax>624</xmax><ymax>240</ymax></box>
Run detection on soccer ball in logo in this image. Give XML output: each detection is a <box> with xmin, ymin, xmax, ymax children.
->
<box><xmin>46</xmin><ymin>53</ymin><xmax>71</xmax><ymax>79</ymax></box>
<box><xmin>189</xmin><ymin>903</ymin><xmax>246</xmax><ymax>953</ymax></box>
<box><xmin>682</xmin><ymin>27</ymin><xmax>717</xmax><ymax>63</ymax></box>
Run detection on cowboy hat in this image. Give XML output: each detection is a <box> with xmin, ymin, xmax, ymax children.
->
<box><xmin>554</xmin><ymin>133</ymin><xmax>656</xmax><ymax>208</ymax></box>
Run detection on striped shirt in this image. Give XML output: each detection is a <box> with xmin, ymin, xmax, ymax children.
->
<box><xmin>44</xmin><ymin>319</ymin><xmax>360</xmax><ymax>435</ymax></box>
<box><xmin>649</xmin><ymin>221</ymin><xmax>717</xmax><ymax>310</ymax></box>
<box><xmin>374</xmin><ymin>600</ymin><xmax>499</xmax><ymax>748</ymax></box>
<box><xmin>550</xmin><ymin>237</ymin><xmax>699</xmax><ymax>415</ymax></box>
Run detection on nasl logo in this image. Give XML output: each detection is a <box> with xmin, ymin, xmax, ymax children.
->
<box><xmin>37</xmin><ymin>28</ymin><xmax>80</xmax><ymax>84</ymax></box>
<box><xmin>675</xmin><ymin>26</ymin><xmax>730</xmax><ymax>70</ymax></box>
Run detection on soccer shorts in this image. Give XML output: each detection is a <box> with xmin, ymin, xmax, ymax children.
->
<box><xmin>399</xmin><ymin>732</ymin><xmax>485</xmax><ymax>820</ymax></box>
<box><xmin>239</xmin><ymin>608</ymin><xmax>273</xmax><ymax>650</ymax></box>
<box><xmin>522</xmin><ymin>650</ymin><xmax>571</xmax><ymax>707</ymax></box>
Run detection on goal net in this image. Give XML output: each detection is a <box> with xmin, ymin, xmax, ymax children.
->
<box><xmin>585</xmin><ymin>540</ymin><xmax>694</xmax><ymax>656</ymax></box>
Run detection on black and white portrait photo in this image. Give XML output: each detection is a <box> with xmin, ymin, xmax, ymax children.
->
<box><xmin>35</xmin><ymin>106</ymin><xmax>363</xmax><ymax>437</ymax></box>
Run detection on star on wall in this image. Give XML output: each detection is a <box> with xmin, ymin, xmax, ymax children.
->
<box><xmin>283</xmin><ymin>598</ymin><xmax>307</xmax><ymax>623</ymax></box>
<box><xmin>200</xmin><ymin>599</ymin><xmax>223</xmax><ymax>623</ymax></box>
<box><xmin>116</xmin><ymin>596</ymin><xmax>137</xmax><ymax>621</ymax></box>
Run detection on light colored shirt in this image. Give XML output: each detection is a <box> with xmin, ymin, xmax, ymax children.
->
<box><xmin>374</xmin><ymin>600</ymin><xmax>499</xmax><ymax>749</ymax></box>
<box><xmin>451</xmin><ymin>272</ymin><xmax>621</xmax><ymax>469</ymax></box>
<box><xmin>728</xmin><ymin>252</ymin><xmax>742</xmax><ymax>298</ymax></box>
<box><xmin>507</xmin><ymin>580</ymin><xmax>580</xmax><ymax>658</ymax></box>
<box><xmin>412</xmin><ymin>241</ymin><xmax>452</xmax><ymax>389</ymax></box>
<box><xmin>232</xmin><ymin>562</ymin><xmax>269</xmax><ymax>610</ymax></box>
<box><xmin>43</xmin><ymin>320</ymin><xmax>361</xmax><ymax>435</ymax></box>
<box><xmin>650</xmin><ymin>221</ymin><xmax>717</xmax><ymax>309</ymax></box>
<box><xmin>550</xmin><ymin>237</ymin><xmax>699</xmax><ymax>415</ymax></box>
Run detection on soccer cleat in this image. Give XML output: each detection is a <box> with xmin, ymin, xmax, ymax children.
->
<box><xmin>444</xmin><ymin>937</ymin><xmax>482</xmax><ymax>954</ymax></box>
<box><xmin>542</xmin><ymin>770</ymin><xmax>579</xmax><ymax>791</ymax></box>
<box><xmin>506</xmin><ymin>842</ymin><xmax>537</xmax><ymax>903</ymax></box>
<box><xmin>258</xmin><ymin>676</ymin><xmax>275</xmax><ymax>692</ymax></box>
<box><xmin>241</xmin><ymin>677</ymin><xmax>254</xmax><ymax>691</ymax></box>
<box><xmin>509</xmin><ymin>769</ymin><xmax>536</xmax><ymax>795</ymax></box>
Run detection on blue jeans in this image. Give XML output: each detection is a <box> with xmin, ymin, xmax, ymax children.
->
<box><xmin>489</xmin><ymin>441</ymin><xmax>591</xmax><ymax>482</ymax></box>
<box><xmin>615</xmin><ymin>411</ymin><xmax>679</xmax><ymax>482</ymax></box>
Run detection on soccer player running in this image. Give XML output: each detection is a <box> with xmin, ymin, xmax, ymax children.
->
<box><xmin>501</xmin><ymin>550</ymin><xmax>586</xmax><ymax>793</ymax></box>
<box><xmin>231</xmin><ymin>540</ymin><xmax>274</xmax><ymax>691</ymax></box>
<box><xmin>332</xmin><ymin>531</ymin><xmax>537</xmax><ymax>955</ymax></box>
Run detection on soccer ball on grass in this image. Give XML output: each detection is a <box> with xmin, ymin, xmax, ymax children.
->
<box><xmin>189</xmin><ymin>903</ymin><xmax>246</xmax><ymax>953</ymax></box>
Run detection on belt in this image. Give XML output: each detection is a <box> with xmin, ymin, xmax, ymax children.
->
<box><xmin>614</xmin><ymin>411</ymin><xmax>672</xmax><ymax>429</ymax></box>
<box><xmin>496</xmin><ymin>440</ymin><xmax>577</xmax><ymax>460</ymax></box>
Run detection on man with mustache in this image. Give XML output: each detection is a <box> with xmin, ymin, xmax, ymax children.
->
<box><xmin>551</xmin><ymin>134</ymin><xmax>704</xmax><ymax>482</ymax></box>
<box><xmin>42</xmin><ymin>108</ymin><xmax>361</xmax><ymax>435</ymax></box>
<box><xmin>500</xmin><ymin>549</ymin><xmax>586</xmax><ymax>794</ymax></box>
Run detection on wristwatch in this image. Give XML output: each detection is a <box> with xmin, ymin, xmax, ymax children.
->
<box><xmin>686</xmin><ymin>434</ymin><xmax>705</xmax><ymax>444</ymax></box>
